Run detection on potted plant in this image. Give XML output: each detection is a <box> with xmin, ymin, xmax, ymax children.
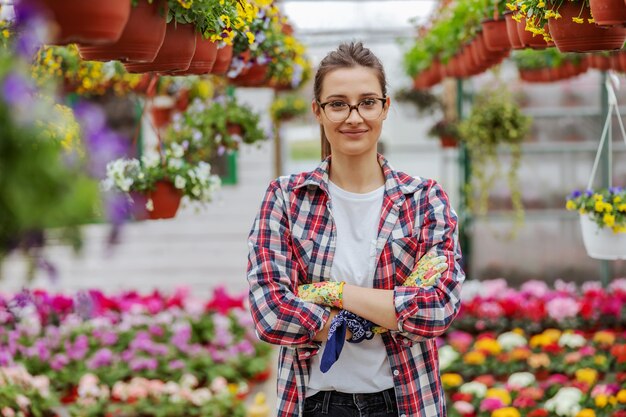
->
<box><xmin>459</xmin><ymin>85</ymin><xmax>531</xmax><ymax>237</ymax></box>
<box><xmin>163</xmin><ymin>95</ymin><xmax>266</xmax><ymax>165</ymax></box>
<box><xmin>566</xmin><ymin>188</ymin><xmax>626</xmax><ymax>259</ymax></box>
<box><xmin>394</xmin><ymin>88</ymin><xmax>443</xmax><ymax>115</ymax></box>
<box><xmin>102</xmin><ymin>142</ymin><xmax>221</xmax><ymax>220</ymax></box>
<box><xmin>428</xmin><ymin>119</ymin><xmax>460</xmax><ymax>148</ymax></box>
<box><xmin>270</xmin><ymin>93</ymin><xmax>308</xmax><ymax>123</ymax></box>
<box><xmin>482</xmin><ymin>0</ymin><xmax>511</xmax><ymax>52</ymax></box>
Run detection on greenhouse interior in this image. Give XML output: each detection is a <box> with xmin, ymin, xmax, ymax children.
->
<box><xmin>1</xmin><ymin>0</ymin><xmax>626</xmax><ymax>416</ymax></box>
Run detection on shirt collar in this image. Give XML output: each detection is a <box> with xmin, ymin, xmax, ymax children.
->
<box><xmin>294</xmin><ymin>154</ymin><xmax>424</xmax><ymax>203</ymax></box>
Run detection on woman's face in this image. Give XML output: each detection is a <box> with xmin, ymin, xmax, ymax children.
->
<box><xmin>312</xmin><ymin>65</ymin><xmax>390</xmax><ymax>158</ymax></box>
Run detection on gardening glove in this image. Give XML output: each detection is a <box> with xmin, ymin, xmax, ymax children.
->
<box><xmin>297</xmin><ymin>281</ymin><xmax>345</xmax><ymax>309</ymax></box>
<box><xmin>320</xmin><ymin>310</ymin><xmax>374</xmax><ymax>373</ymax></box>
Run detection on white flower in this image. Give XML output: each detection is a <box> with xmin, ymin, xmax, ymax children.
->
<box><xmin>168</xmin><ymin>158</ymin><xmax>183</xmax><ymax>170</ymax></box>
<box><xmin>163</xmin><ymin>381</ymin><xmax>180</xmax><ymax>395</ymax></box>
<box><xmin>190</xmin><ymin>388</ymin><xmax>212</xmax><ymax>405</ymax></box>
<box><xmin>119</xmin><ymin>177</ymin><xmax>134</xmax><ymax>192</ymax></box>
<box><xmin>180</xmin><ymin>374</ymin><xmax>198</xmax><ymax>390</ymax></box>
<box><xmin>170</xmin><ymin>142</ymin><xmax>185</xmax><ymax>158</ymax></box>
<box><xmin>191</xmin><ymin>186</ymin><xmax>201</xmax><ymax>197</ymax></box>
<box><xmin>145</xmin><ymin>198</ymin><xmax>154</xmax><ymax>212</ymax></box>
<box><xmin>142</xmin><ymin>153</ymin><xmax>160</xmax><ymax>168</ymax></box>
<box><xmin>210</xmin><ymin>377</ymin><xmax>228</xmax><ymax>393</ymax></box>
<box><xmin>15</xmin><ymin>395</ymin><xmax>30</xmax><ymax>410</ymax></box>
<box><xmin>101</xmin><ymin>178</ymin><xmax>114</xmax><ymax>191</ymax></box>
<box><xmin>558</xmin><ymin>332</ymin><xmax>586</xmax><ymax>349</ymax></box>
<box><xmin>174</xmin><ymin>175</ymin><xmax>186</xmax><ymax>189</ymax></box>
<box><xmin>497</xmin><ymin>331</ymin><xmax>527</xmax><ymax>351</ymax></box>
<box><xmin>507</xmin><ymin>372</ymin><xmax>535</xmax><ymax>389</ymax></box>
<box><xmin>459</xmin><ymin>381</ymin><xmax>487</xmax><ymax>398</ymax></box>
<box><xmin>438</xmin><ymin>345</ymin><xmax>459</xmax><ymax>371</ymax></box>
<box><xmin>544</xmin><ymin>387</ymin><xmax>583</xmax><ymax>417</ymax></box>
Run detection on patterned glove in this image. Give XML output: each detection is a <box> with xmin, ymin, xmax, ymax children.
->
<box><xmin>403</xmin><ymin>252</ymin><xmax>449</xmax><ymax>288</ymax></box>
<box><xmin>320</xmin><ymin>310</ymin><xmax>374</xmax><ymax>373</ymax></box>
<box><xmin>297</xmin><ymin>281</ymin><xmax>345</xmax><ymax>309</ymax></box>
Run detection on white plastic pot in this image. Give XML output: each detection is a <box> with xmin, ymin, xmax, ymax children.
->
<box><xmin>579</xmin><ymin>214</ymin><xmax>626</xmax><ymax>260</ymax></box>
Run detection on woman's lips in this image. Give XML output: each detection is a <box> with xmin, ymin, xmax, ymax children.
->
<box><xmin>339</xmin><ymin>129</ymin><xmax>368</xmax><ymax>138</ymax></box>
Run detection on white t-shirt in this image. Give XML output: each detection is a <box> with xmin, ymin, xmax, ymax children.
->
<box><xmin>306</xmin><ymin>180</ymin><xmax>394</xmax><ymax>395</ymax></box>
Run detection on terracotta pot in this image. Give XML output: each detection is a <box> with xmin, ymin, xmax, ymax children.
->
<box><xmin>227</xmin><ymin>123</ymin><xmax>243</xmax><ymax>137</ymax></box>
<box><xmin>175</xmin><ymin>89</ymin><xmax>190</xmax><ymax>112</ymax></box>
<box><xmin>147</xmin><ymin>180</ymin><xmax>183</xmax><ymax>220</ymax></box>
<box><xmin>173</xmin><ymin>35</ymin><xmax>219</xmax><ymax>75</ymax></box>
<box><xmin>124</xmin><ymin>23</ymin><xmax>196</xmax><ymax>73</ymax></box>
<box><xmin>517</xmin><ymin>17</ymin><xmax>549</xmax><ymax>49</ymax></box>
<box><xmin>548</xmin><ymin>2</ymin><xmax>626</xmax><ymax>52</ymax></box>
<box><xmin>504</xmin><ymin>12</ymin><xmax>525</xmax><ymax>49</ymax></box>
<box><xmin>589</xmin><ymin>0</ymin><xmax>626</xmax><ymax>26</ymax></box>
<box><xmin>439</xmin><ymin>135</ymin><xmax>457</xmax><ymax>148</ymax></box>
<box><xmin>78</xmin><ymin>0</ymin><xmax>167</xmax><ymax>63</ymax></box>
<box><xmin>150</xmin><ymin>105</ymin><xmax>173</xmax><ymax>128</ymax></box>
<box><xmin>482</xmin><ymin>18</ymin><xmax>511</xmax><ymax>51</ymax></box>
<box><xmin>591</xmin><ymin>54</ymin><xmax>612</xmax><ymax>70</ymax></box>
<box><xmin>212</xmin><ymin>44</ymin><xmax>234</xmax><ymax>75</ymax></box>
<box><xmin>519</xmin><ymin>68</ymin><xmax>542</xmax><ymax>82</ymax></box>
<box><xmin>230</xmin><ymin>63</ymin><xmax>269</xmax><ymax>87</ymax></box>
<box><xmin>40</xmin><ymin>0</ymin><xmax>131</xmax><ymax>45</ymax></box>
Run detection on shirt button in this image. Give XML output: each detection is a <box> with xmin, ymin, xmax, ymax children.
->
<box><xmin>393</xmin><ymin>370</ymin><xmax>400</xmax><ymax>376</ymax></box>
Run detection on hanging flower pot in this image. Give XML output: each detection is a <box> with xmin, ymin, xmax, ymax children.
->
<box><xmin>439</xmin><ymin>135</ymin><xmax>457</xmax><ymax>148</ymax></box>
<box><xmin>147</xmin><ymin>180</ymin><xmax>183</xmax><ymax>220</ymax></box>
<box><xmin>517</xmin><ymin>17</ymin><xmax>550</xmax><ymax>49</ymax></box>
<box><xmin>230</xmin><ymin>63</ymin><xmax>269</xmax><ymax>87</ymax></box>
<box><xmin>590</xmin><ymin>54</ymin><xmax>612</xmax><ymax>70</ymax></box>
<box><xmin>212</xmin><ymin>44</ymin><xmax>234</xmax><ymax>75</ymax></box>
<box><xmin>548</xmin><ymin>1</ymin><xmax>626</xmax><ymax>52</ymax></box>
<box><xmin>149</xmin><ymin>96</ymin><xmax>175</xmax><ymax>129</ymax></box>
<box><xmin>124</xmin><ymin>23</ymin><xmax>196</xmax><ymax>73</ymax></box>
<box><xmin>40</xmin><ymin>0</ymin><xmax>131</xmax><ymax>45</ymax></box>
<box><xmin>78</xmin><ymin>0</ymin><xmax>168</xmax><ymax>63</ymax></box>
<box><xmin>482</xmin><ymin>18</ymin><xmax>511</xmax><ymax>51</ymax></box>
<box><xmin>171</xmin><ymin>35</ymin><xmax>219</xmax><ymax>75</ymax></box>
<box><xmin>589</xmin><ymin>0</ymin><xmax>626</xmax><ymax>26</ymax></box>
<box><xmin>579</xmin><ymin>215</ymin><xmax>626</xmax><ymax>260</ymax></box>
<box><xmin>504</xmin><ymin>12</ymin><xmax>525</xmax><ymax>50</ymax></box>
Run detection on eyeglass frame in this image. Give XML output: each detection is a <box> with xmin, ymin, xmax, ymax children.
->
<box><xmin>316</xmin><ymin>97</ymin><xmax>388</xmax><ymax>122</ymax></box>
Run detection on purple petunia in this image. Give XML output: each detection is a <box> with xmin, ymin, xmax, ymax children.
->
<box><xmin>87</xmin><ymin>348</ymin><xmax>114</xmax><ymax>369</ymax></box>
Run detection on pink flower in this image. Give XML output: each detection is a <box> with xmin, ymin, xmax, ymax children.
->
<box><xmin>479</xmin><ymin>397</ymin><xmax>504</xmax><ymax>412</ymax></box>
<box><xmin>453</xmin><ymin>401</ymin><xmax>475</xmax><ymax>415</ymax></box>
<box><xmin>1</xmin><ymin>407</ymin><xmax>15</xmax><ymax>417</ymax></box>
<box><xmin>579</xmin><ymin>346</ymin><xmax>596</xmax><ymax>357</ymax></box>
<box><xmin>482</xmin><ymin>279</ymin><xmax>509</xmax><ymax>299</ymax></box>
<box><xmin>520</xmin><ymin>280</ymin><xmax>550</xmax><ymax>298</ymax></box>
<box><xmin>591</xmin><ymin>383</ymin><xmax>620</xmax><ymax>397</ymax></box>
<box><xmin>545</xmin><ymin>297</ymin><xmax>579</xmax><ymax>322</ymax></box>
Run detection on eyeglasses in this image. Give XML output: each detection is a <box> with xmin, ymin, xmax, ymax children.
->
<box><xmin>317</xmin><ymin>97</ymin><xmax>387</xmax><ymax>123</ymax></box>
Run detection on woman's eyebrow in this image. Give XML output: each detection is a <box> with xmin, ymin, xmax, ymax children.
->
<box><xmin>324</xmin><ymin>92</ymin><xmax>381</xmax><ymax>100</ymax></box>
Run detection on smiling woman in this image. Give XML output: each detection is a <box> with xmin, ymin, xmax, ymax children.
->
<box><xmin>247</xmin><ymin>41</ymin><xmax>465</xmax><ymax>417</ymax></box>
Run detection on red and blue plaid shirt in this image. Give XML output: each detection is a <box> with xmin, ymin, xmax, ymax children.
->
<box><xmin>247</xmin><ymin>154</ymin><xmax>464</xmax><ymax>417</ymax></box>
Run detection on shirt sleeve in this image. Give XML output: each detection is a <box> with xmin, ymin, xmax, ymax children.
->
<box><xmin>392</xmin><ymin>180</ymin><xmax>465</xmax><ymax>343</ymax></box>
<box><xmin>247</xmin><ymin>180</ymin><xmax>330</xmax><ymax>347</ymax></box>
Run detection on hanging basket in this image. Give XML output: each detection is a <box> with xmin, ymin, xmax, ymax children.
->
<box><xmin>503</xmin><ymin>12</ymin><xmax>525</xmax><ymax>50</ymax></box>
<box><xmin>548</xmin><ymin>2</ymin><xmax>626</xmax><ymax>52</ymax></box>
<box><xmin>230</xmin><ymin>63</ymin><xmax>269</xmax><ymax>87</ymax></box>
<box><xmin>589</xmin><ymin>0</ymin><xmax>626</xmax><ymax>27</ymax></box>
<box><xmin>482</xmin><ymin>18</ymin><xmax>511</xmax><ymax>51</ymax></box>
<box><xmin>212</xmin><ymin>44</ymin><xmax>234</xmax><ymax>75</ymax></box>
<box><xmin>579</xmin><ymin>215</ymin><xmax>626</xmax><ymax>260</ymax></box>
<box><xmin>40</xmin><ymin>0</ymin><xmax>131</xmax><ymax>45</ymax></box>
<box><xmin>78</xmin><ymin>0</ymin><xmax>168</xmax><ymax>63</ymax></box>
<box><xmin>171</xmin><ymin>35</ymin><xmax>219</xmax><ymax>75</ymax></box>
<box><xmin>123</xmin><ymin>23</ymin><xmax>196</xmax><ymax>73</ymax></box>
<box><xmin>147</xmin><ymin>180</ymin><xmax>183</xmax><ymax>220</ymax></box>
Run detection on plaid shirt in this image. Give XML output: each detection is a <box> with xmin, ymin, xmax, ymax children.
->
<box><xmin>247</xmin><ymin>154</ymin><xmax>464</xmax><ymax>417</ymax></box>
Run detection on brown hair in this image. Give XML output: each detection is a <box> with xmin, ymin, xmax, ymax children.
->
<box><xmin>313</xmin><ymin>42</ymin><xmax>388</xmax><ymax>160</ymax></box>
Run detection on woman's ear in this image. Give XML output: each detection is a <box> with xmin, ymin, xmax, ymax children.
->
<box><xmin>382</xmin><ymin>96</ymin><xmax>391</xmax><ymax>121</ymax></box>
<box><xmin>311</xmin><ymin>99</ymin><xmax>322</xmax><ymax>124</ymax></box>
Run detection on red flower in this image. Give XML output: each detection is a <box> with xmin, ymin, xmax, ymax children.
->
<box><xmin>512</xmin><ymin>396</ymin><xmax>537</xmax><ymax>408</ymax></box>
<box><xmin>474</xmin><ymin>375</ymin><xmax>496</xmax><ymax>387</ymax></box>
<box><xmin>205</xmin><ymin>285</ymin><xmax>245</xmax><ymax>314</ymax></box>
<box><xmin>610</xmin><ymin>344</ymin><xmax>626</xmax><ymax>363</ymax></box>
<box><xmin>612</xmin><ymin>411</ymin><xmax>626</xmax><ymax>417</ymax></box>
<box><xmin>543</xmin><ymin>343</ymin><xmax>562</xmax><ymax>355</ymax></box>
<box><xmin>527</xmin><ymin>409</ymin><xmax>549</xmax><ymax>417</ymax></box>
<box><xmin>452</xmin><ymin>392</ymin><xmax>473</xmax><ymax>402</ymax></box>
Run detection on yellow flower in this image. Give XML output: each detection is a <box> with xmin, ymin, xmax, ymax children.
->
<box><xmin>614</xmin><ymin>196</ymin><xmax>623</xmax><ymax>204</ymax></box>
<box><xmin>613</xmin><ymin>225</ymin><xmax>626</xmax><ymax>233</ymax></box>
<box><xmin>576</xmin><ymin>409</ymin><xmax>596</xmax><ymax>417</ymax></box>
<box><xmin>246</xmin><ymin>31</ymin><xmax>255</xmax><ymax>45</ymax></box>
<box><xmin>617</xmin><ymin>389</ymin><xmax>626</xmax><ymax>403</ymax></box>
<box><xmin>618</xmin><ymin>203</ymin><xmax>626</xmax><ymax>212</ymax></box>
<box><xmin>220</xmin><ymin>15</ymin><xmax>231</xmax><ymax>27</ymax></box>
<box><xmin>575</xmin><ymin>368</ymin><xmax>598</xmax><ymax>386</ymax></box>
<box><xmin>566</xmin><ymin>200</ymin><xmax>576</xmax><ymax>210</ymax></box>
<box><xmin>506</xmin><ymin>3</ymin><xmax>517</xmax><ymax>11</ymax></box>
<box><xmin>588</xmin><ymin>18</ymin><xmax>594</xmax><ymax>23</ymax></box>
<box><xmin>441</xmin><ymin>373</ymin><xmax>463</xmax><ymax>388</ymax></box>
<box><xmin>463</xmin><ymin>351</ymin><xmax>486</xmax><ymax>365</ymax></box>
<box><xmin>493</xmin><ymin>408</ymin><xmax>521</xmax><ymax>417</ymax></box>
<box><xmin>579</xmin><ymin>208</ymin><xmax>587</xmax><ymax>214</ymax></box>
<box><xmin>603</xmin><ymin>213</ymin><xmax>615</xmax><ymax>227</ymax></box>
<box><xmin>594</xmin><ymin>355</ymin><xmax>607</xmax><ymax>366</ymax></box>
<box><xmin>595</xmin><ymin>394</ymin><xmax>608</xmax><ymax>408</ymax></box>
<box><xmin>475</xmin><ymin>338</ymin><xmax>502</xmax><ymax>355</ymax></box>
<box><xmin>485</xmin><ymin>388</ymin><xmax>511</xmax><ymax>405</ymax></box>
<box><xmin>595</xmin><ymin>200</ymin><xmax>605</xmax><ymax>212</ymax></box>
<box><xmin>555</xmin><ymin>12</ymin><xmax>562</xmax><ymax>19</ymax></box>
<box><xmin>2</xmin><ymin>29</ymin><xmax>9</xmax><ymax>38</ymax></box>
<box><xmin>537</xmin><ymin>1</ymin><xmax>545</xmax><ymax>7</ymax></box>
<box><xmin>572</xmin><ymin>17</ymin><xmax>584</xmax><ymax>24</ymax></box>
<box><xmin>177</xmin><ymin>0</ymin><xmax>192</xmax><ymax>9</ymax></box>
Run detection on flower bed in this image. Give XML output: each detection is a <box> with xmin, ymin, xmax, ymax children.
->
<box><xmin>440</xmin><ymin>278</ymin><xmax>626</xmax><ymax>417</ymax></box>
<box><xmin>0</xmin><ymin>286</ymin><xmax>271</xmax><ymax>416</ymax></box>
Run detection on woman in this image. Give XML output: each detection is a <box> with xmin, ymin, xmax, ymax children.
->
<box><xmin>247</xmin><ymin>42</ymin><xmax>464</xmax><ymax>417</ymax></box>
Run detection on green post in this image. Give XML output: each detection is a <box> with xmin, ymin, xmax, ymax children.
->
<box><xmin>457</xmin><ymin>78</ymin><xmax>472</xmax><ymax>275</ymax></box>
<box><xmin>599</xmin><ymin>71</ymin><xmax>612</xmax><ymax>287</ymax></box>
